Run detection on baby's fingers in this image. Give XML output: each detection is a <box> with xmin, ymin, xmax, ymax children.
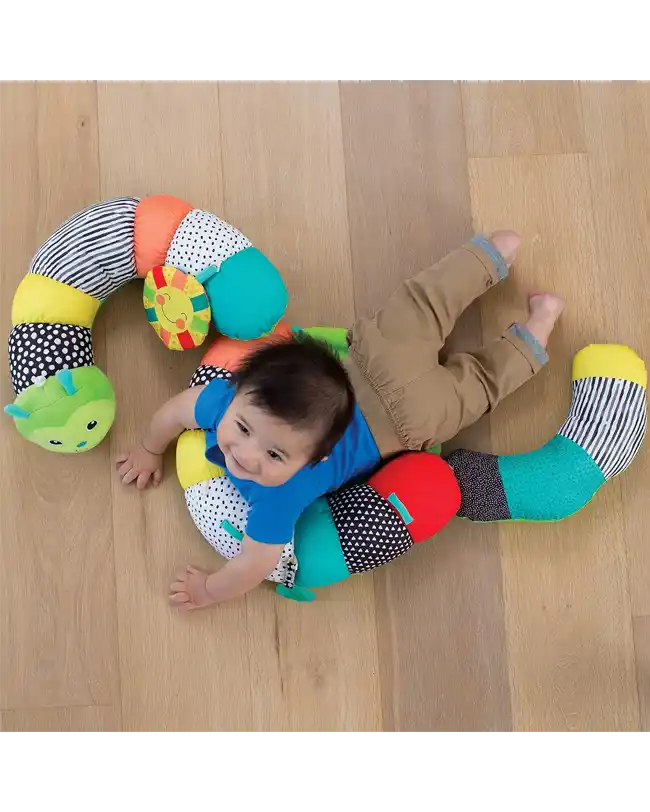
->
<box><xmin>170</xmin><ymin>591</ymin><xmax>190</xmax><ymax>603</ymax></box>
<box><xmin>170</xmin><ymin>591</ymin><xmax>195</xmax><ymax>611</ymax></box>
<box><xmin>121</xmin><ymin>467</ymin><xmax>140</xmax><ymax>485</ymax></box>
<box><xmin>117</xmin><ymin>459</ymin><xmax>131</xmax><ymax>477</ymax></box>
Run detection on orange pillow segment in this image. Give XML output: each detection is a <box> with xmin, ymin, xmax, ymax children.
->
<box><xmin>200</xmin><ymin>323</ymin><xmax>293</xmax><ymax>373</ymax></box>
<box><xmin>134</xmin><ymin>195</ymin><xmax>193</xmax><ymax>276</ymax></box>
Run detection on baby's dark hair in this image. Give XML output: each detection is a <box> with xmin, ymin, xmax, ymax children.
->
<box><xmin>232</xmin><ymin>332</ymin><xmax>355</xmax><ymax>465</ymax></box>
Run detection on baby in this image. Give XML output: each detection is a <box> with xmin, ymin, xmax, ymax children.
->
<box><xmin>117</xmin><ymin>231</ymin><xmax>564</xmax><ymax>609</ymax></box>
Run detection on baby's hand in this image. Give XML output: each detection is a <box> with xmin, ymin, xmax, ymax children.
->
<box><xmin>116</xmin><ymin>443</ymin><xmax>163</xmax><ymax>490</ymax></box>
<box><xmin>170</xmin><ymin>565</ymin><xmax>217</xmax><ymax>611</ymax></box>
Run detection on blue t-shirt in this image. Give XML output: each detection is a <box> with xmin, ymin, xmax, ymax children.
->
<box><xmin>194</xmin><ymin>378</ymin><xmax>380</xmax><ymax>544</ymax></box>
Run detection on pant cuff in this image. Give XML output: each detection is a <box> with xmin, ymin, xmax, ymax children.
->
<box><xmin>507</xmin><ymin>323</ymin><xmax>549</xmax><ymax>367</ymax></box>
<box><xmin>469</xmin><ymin>235</ymin><xmax>509</xmax><ymax>281</ymax></box>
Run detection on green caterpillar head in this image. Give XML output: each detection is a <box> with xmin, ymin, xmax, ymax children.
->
<box><xmin>4</xmin><ymin>366</ymin><xmax>116</xmax><ymax>453</ymax></box>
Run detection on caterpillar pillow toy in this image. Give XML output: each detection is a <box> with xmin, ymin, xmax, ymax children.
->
<box><xmin>177</xmin><ymin>330</ymin><xmax>646</xmax><ymax>601</ymax></box>
<box><xmin>4</xmin><ymin>196</ymin><xmax>646</xmax><ymax>603</ymax></box>
<box><xmin>4</xmin><ymin>196</ymin><xmax>288</xmax><ymax>453</ymax></box>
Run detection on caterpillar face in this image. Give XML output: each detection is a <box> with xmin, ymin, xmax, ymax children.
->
<box><xmin>6</xmin><ymin>366</ymin><xmax>116</xmax><ymax>454</ymax></box>
<box><xmin>27</xmin><ymin>398</ymin><xmax>116</xmax><ymax>453</ymax></box>
<box><xmin>155</xmin><ymin>288</ymin><xmax>191</xmax><ymax>331</ymax></box>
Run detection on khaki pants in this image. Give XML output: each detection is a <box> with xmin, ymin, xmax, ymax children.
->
<box><xmin>344</xmin><ymin>236</ymin><xmax>548</xmax><ymax>457</ymax></box>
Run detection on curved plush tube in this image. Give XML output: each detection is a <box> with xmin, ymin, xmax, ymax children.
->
<box><xmin>4</xmin><ymin>196</ymin><xmax>287</xmax><ymax>453</ymax></box>
<box><xmin>179</xmin><ymin>338</ymin><xmax>647</xmax><ymax>601</ymax></box>
<box><xmin>446</xmin><ymin>344</ymin><xmax>647</xmax><ymax>522</ymax></box>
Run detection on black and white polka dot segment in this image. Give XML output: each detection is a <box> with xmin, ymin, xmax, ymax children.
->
<box><xmin>189</xmin><ymin>365</ymin><xmax>232</xmax><ymax>389</ymax></box>
<box><xmin>166</xmin><ymin>209</ymin><xmax>252</xmax><ymax>277</ymax></box>
<box><xmin>328</xmin><ymin>484</ymin><xmax>412</xmax><ymax>574</ymax></box>
<box><xmin>8</xmin><ymin>322</ymin><xmax>94</xmax><ymax>394</ymax></box>
<box><xmin>184</xmin><ymin>477</ymin><xmax>296</xmax><ymax>587</ymax></box>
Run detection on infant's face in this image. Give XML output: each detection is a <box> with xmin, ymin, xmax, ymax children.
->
<box><xmin>217</xmin><ymin>389</ymin><xmax>321</xmax><ymax>487</ymax></box>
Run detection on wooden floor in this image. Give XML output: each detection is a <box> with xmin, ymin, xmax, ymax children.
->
<box><xmin>0</xmin><ymin>81</ymin><xmax>648</xmax><ymax>731</ymax></box>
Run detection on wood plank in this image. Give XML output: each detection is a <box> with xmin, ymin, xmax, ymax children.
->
<box><xmin>633</xmin><ymin>616</ymin><xmax>650</xmax><ymax>731</ymax></box>
<box><xmin>218</xmin><ymin>82</ymin><xmax>380</xmax><ymax>730</ymax></box>
<box><xmin>97</xmin><ymin>82</ymin><xmax>222</xmax><ymax>206</ymax></box>
<box><xmin>341</xmin><ymin>81</ymin><xmax>511</xmax><ymax>730</ymax></box>
<box><xmin>0</xmin><ymin>82</ymin><xmax>120</xmax><ymax>710</ymax></box>
<box><xmin>341</xmin><ymin>81</ymin><xmax>474</xmax><ymax>317</ymax></box>
<box><xmin>469</xmin><ymin>153</ymin><xmax>639</xmax><ymax>730</ymax></box>
<box><xmin>16</xmin><ymin>82</ymin><xmax>102</xmax><ymax>232</ymax></box>
<box><xmin>4</xmin><ymin>80</ymin><xmax>643</xmax><ymax>733</ymax></box>
<box><xmin>99</xmin><ymin>85</ymin><xmax>260</xmax><ymax>731</ymax></box>
<box><xmin>246</xmin><ymin>580</ymin><xmax>382</xmax><ymax>731</ymax></box>
<box><xmin>218</xmin><ymin>81</ymin><xmax>355</xmax><ymax>328</ymax></box>
<box><xmin>580</xmin><ymin>82</ymin><xmax>650</xmax><ymax>617</ymax></box>
<box><xmin>462</xmin><ymin>81</ymin><xmax>586</xmax><ymax>157</ymax></box>
<box><xmin>1</xmin><ymin>705</ymin><xmax>120</xmax><ymax>732</ymax></box>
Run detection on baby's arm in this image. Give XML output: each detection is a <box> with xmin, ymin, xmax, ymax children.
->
<box><xmin>170</xmin><ymin>534</ymin><xmax>282</xmax><ymax>609</ymax></box>
<box><xmin>116</xmin><ymin>386</ymin><xmax>204</xmax><ymax>489</ymax></box>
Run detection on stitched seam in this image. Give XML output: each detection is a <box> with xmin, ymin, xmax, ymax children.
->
<box><xmin>461</xmin><ymin>242</ymin><xmax>502</xmax><ymax>285</ymax></box>
<box><xmin>468</xmin><ymin>235</ymin><xmax>509</xmax><ymax>281</ymax></box>
<box><xmin>348</xmin><ymin>345</ymin><xmax>411</xmax><ymax>451</ymax></box>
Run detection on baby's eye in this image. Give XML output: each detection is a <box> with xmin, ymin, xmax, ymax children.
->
<box><xmin>86</xmin><ymin>420</ymin><xmax>98</xmax><ymax>431</ymax></box>
<box><xmin>49</xmin><ymin>440</ymin><xmax>63</xmax><ymax>446</ymax></box>
<box><xmin>237</xmin><ymin>422</ymin><xmax>250</xmax><ymax>436</ymax></box>
<box><xmin>268</xmin><ymin>450</ymin><xmax>283</xmax><ymax>462</ymax></box>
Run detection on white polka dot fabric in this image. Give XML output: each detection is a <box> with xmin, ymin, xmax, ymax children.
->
<box><xmin>165</xmin><ymin>209</ymin><xmax>252</xmax><ymax>276</ymax></box>
<box><xmin>189</xmin><ymin>365</ymin><xmax>232</xmax><ymax>389</ymax></box>
<box><xmin>8</xmin><ymin>322</ymin><xmax>94</xmax><ymax>394</ymax></box>
<box><xmin>185</xmin><ymin>476</ymin><xmax>296</xmax><ymax>587</ymax></box>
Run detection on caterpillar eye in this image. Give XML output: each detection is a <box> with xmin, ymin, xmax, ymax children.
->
<box><xmin>49</xmin><ymin>440</ymin><xmax>63</xmax><ymax>446</ymax></box>
<box><xmin>86</xmin><ymin>420</ymin><xmax>98</xmax><ymax>431</ymax></box>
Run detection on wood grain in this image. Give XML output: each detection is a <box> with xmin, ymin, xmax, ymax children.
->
<box><xmin>99</xmin><ymin>86</ymin><xmax>263</xmax><ymax>731</ymax></box>
<box><xmin>0</xmin><ymin>82</ymin><xmax>120</xmax><ymax>711</ymax></box>
<box><xmin>1</xmin><ymin>81</ymin><xmax>647</xmax><ymax>731</ymax></box>
<box><xmin>242</xmin><ymin>580</ymin><xmax>382</xmax><ymax>731</ymax></box>
<box><xmin>633</xmin><ymin>616</ymin><xmax>650</xmax><ymax>732</ymax></box>
<box><xmin>340</xmin><ymin>81</ymin><xmax>511</xmax><ymax>730</ymax></box>
<box><xmin>218</xmin><ymin>82</ymin><xmax>380</xmax><ymax>730</ymax></box>
<box><xmin>218</xmin><ymin>82</ymin><xmax>355</xmax><ymax>328</ymax></box>
<box><xmin>579</xmin><ymin>82</ymin><xmax>650</xmax><ymax>617</ymax></box>
<box><xmin>97</xmin><ymin>82</ymin><xmax>223</xmax><ymax>207</ymax></box>
<box><xmin>462</xmin><ymin>81</ymin><xmax>586</xmax><ymax>157</ymax></box>
<box><xmin>1</xmin><ymin>705</ymin><xmax>120</xmax><ymax>732</ymax></box>
<box><xmin>469</xmin><ymin>154</ymin><xmax>638</xmax><ymax>730</ymax></box>
<box><xmin>340</xmin><ymin>81</ymin><xmax>474</xmax><ymax>317</ymax></box>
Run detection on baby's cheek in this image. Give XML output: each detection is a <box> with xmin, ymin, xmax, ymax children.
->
<box><xmin>272</xmin><ymin>465</ymin><xmax>300</xmax><ymax>487</ymax></box>
<box><xmin>216</xmin><ymin>422</ymin><xmax>228</xmax><ymax>447</ymax></box>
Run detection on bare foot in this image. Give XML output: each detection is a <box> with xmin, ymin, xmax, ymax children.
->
<box><xmin>525</xmin><ymin>292</ymin><xmax>565</xmax><ymax>348</ymax></box>
<box><xmin>489</xmin><ymin>230</ymin><xmax>521</xmax><ymax>266</ymax></box>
